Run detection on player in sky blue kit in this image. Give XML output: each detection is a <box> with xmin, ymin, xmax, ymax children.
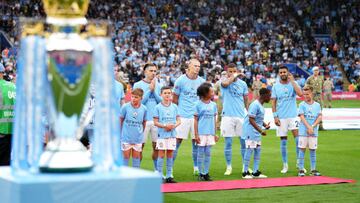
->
<box><xmin>153</xmin><ymin>86</ymin><xmax>181</xmax><ymax>183</ymax></box>
<box><xmin>173</xmin><ymin>59</ymin><xmax>205</xmax><ymax>175</ymax></box>
<box><xmin>220</xmin><ymin>63</ymin><xmax>249</xmax><ymax>175</ymax></box>
<box><xmin>271</xmin><ymin>65</ymin><xmax>303</xmax><ymax>174</ymax></box>
<box><xmin>242</xmin><ymin>88</ymin><xmax>271</xmax><ymax>179</ymax></box>
<box><xmin>297</xmin><ymin>86</ymin><xmax>322</xmax><ymax>177</ymax></box>
<box><xmin>194</xmin><ymin>82</ymin><xmax>219</xmax><ymax>181</ymax></box>
<box><xmin>134</xmin><ymin>63</ymin><xmax>162</xmax><ymax>171</ymax></box>
<box><xmin>120</xmin><ymin>88</ymin><xmax>147</xmax><ymax>168</ymax></box>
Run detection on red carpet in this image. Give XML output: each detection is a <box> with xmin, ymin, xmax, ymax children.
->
<box><xmin>162</xmin><ymin>176</ymin><xmax>355</xmax><ymax>193</ymax></box>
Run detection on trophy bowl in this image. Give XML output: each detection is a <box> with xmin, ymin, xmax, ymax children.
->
<box><xmin>38</xmin><ymin>32</ymin><xmax>93</xmax><ymax>172</ymax></box>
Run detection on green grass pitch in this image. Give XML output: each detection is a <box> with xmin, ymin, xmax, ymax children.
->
<box><xmin>139</xmin><ymin>100</ymin><xmax>360</xmax><ymax>203</ymax></box>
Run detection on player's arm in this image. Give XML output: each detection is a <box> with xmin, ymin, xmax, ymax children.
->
<box><xmin>244</xmin><ymin>95</ymin><xmax>249</xmax><ymax>110</ymax></box>
<box><xmin>271</xmin><ymin>98</ymin><xmax>277</xmax><ymax>114</ymax></box>
<box><xmin>221</xmin><ymin>75</ymin><xmax>236</xmax><ymax>88</ymax></box>
<box><xmin>173</xmin><ymin>78</ymin><xmax>181</xmax><ymax>105</ymax></box>
<box><xmin>194</xmin><ymin>114</ymin><xmax>200</xmax><ymax>143</ymax></box>
<box><xmin>142</xmin><ymin>89</ymin><xmax>151</xmax><ymax>104</ymax></box>
<box><xmin>249</xmin><ymin>116</ymin><xmax>265</xmax><ymax>135</ymax></box>
<box><xmin>299</xmin><ymin>114</ymin><xmax>312</xmax><ymax>129</ymax></box>
<box><xmin>312</xmin><ymin>113</ymin><xmax>322</xmax><ymax>127</ymax></box>
<box><xmin>271</xmin><ymin>98</ymin><xmax>281</xmax><ymax>126</ymax></box>
<box><xmin>143</xmin><ymin>120</ymin><xmax>146</xmax><ymax>132</ymax></box>
<box><xmin>289</xmin><ymin>73</ymin><xmax>303</xmax><ymax>97</ymax></box>
<box><xmin>299</xmin><ymin>114</ymin><xmax>314</xmax><ymax>134</ymax></box>
<box><xmin>194</xmin><ymin>114</ymin><xmax>199</xmax><ymax>137</ymax></box>
<box><xmin>172</xmin><ymin>93</ymin><xmax>179</xmax><ymax>105</ymax></box>
<box><xmin>153</xmin><ymin>117</ymin><xmax>163</xmax><ymax>128</ymax></box>
<box><xmin>120</xmin><ymin>117</ymin><xmax>124</xmax><ymax>129</ymax></box>
<box><xmin>154</xmin><ymin>87</ymin><xmax>162</xmax><ymax>103</ymax></box>
<box><xmin>214</xmin><ymin>112</ymin><xmax>219</xmax><ymax>142</ymax></box>
<box><xmin>175</xmin><ymin>116</ymin><xmax>181</xmax><ymax>128</ymax></box>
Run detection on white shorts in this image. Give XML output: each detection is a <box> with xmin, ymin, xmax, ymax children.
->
<box><xmin>221</xmin><ymin>116</ymin><xmax>244</xmax><ymax>137</ymax></box>
<box><xmin>176</xmin><ymin>117</ymin><xmax>195</xmax><ymax>139</ymax></box>
<box><xmin>156</xmin><ymin>137</ymin><xmax>177</xmax><ymax>150</ymax></box>
<box><xmin>198</xmin><ymin>135</ymin><xmax>216</xmax><ymax>146</ymax></box>
<box><xmin>276</xmin><ymin>117</ymin><xmax>300</xmax><ymax>137</ymax></box>
<box><xmin>142</xmin><ymin>121</ymin><xmax>158</xmax><ymax>143</ymax></box>
<box><xmin>121</xmin><ymin>143</ymin><xmax>143</xmax><ymax>152</ymax></box>
<box><xmin>245</xmin><ymin>139</ymin><xmax>262</xmax><ymax>149</ymax></box>
<box><xmin>298</xmin><ymin>136</ymin><xmax>318</xmax><ymax>150</ymax></box>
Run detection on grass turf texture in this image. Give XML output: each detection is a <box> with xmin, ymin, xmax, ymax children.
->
<box><xmin>263</xmin><ymin>99</ymin><xmax>360</xmax><ymax>108</ymax></box>
<box><xmin>139</xmin><ymin>100</ymin><xmax>360</xmax><ymax>202</ymax></box>
<box><xmin>140</xmin><ymin>130</ymin><xmax>360</xmax><ymax>203</ymax></box>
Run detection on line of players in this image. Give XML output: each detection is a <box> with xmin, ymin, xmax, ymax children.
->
<box><xmin>118</xmin><ymin>59</ymin><xmax>322</xmax><ymax>183</ymax></box>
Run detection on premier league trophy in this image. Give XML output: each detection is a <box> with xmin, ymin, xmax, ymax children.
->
<box><xmin>0</xmin><ymin>1</ymin><xmax>161</xmax><ymax>202</ymax></box>
<box><xmin>38</xmin><ymin>0</ymin><xmax>93</xmax><ymax>172</ymax></box>
<box><xmin>10</xmin><ymin>0</ymin><xmax>123</xmax><ymax>172</ymax></box>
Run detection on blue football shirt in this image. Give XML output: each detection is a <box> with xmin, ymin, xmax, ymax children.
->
<box><xmin>133</xmin><ymin>80</ymin><xmax>162</xmax><ymax>121</ymax></box>
<box><xmin>120</xmin><ymin>103</ymin><xmax>147</xmax><ymax>144</ymax></box>
<box><xmin>195</xmin><ymin>100</ymin><xmax>218</xmax><ymax>135</ymax></box>
<box><xmin>242</xmin><ymin>100</ymin><xmax>265</xmax><ymax>141</ymax></box>
<box><xmin>220</xmin><ymin>79</ymin><xmax>248</xmax><ymax>118</ymax></box>
<box><xmin>173</xmin><ymin>74</ymin><xmax>205</xmax><ymax>118</ymax></box>
<box><xmin>271</xmin><ymin>81</ymin><xmax>298</xmax><ymax>119</ymax></box>
<box><xmin>153</xmin><ymin>103</ymin><xmax>179</xmax><ymax>139</ymax></box>
<box><xmin>298</xmin><ymin>101</ymin><xmax>322</xmax><ymax>137</ymax></box>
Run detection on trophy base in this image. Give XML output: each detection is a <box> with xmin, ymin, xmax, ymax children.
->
<box><xmin>39</xmin><ymin>138</ymin><xmax>93</xmax><ymax>173</ymax></box>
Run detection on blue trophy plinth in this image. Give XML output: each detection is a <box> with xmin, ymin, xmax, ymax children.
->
<box><xmin>0</xmin><ymin>166</ymin><xmax>162</xmax><ymax>203</ymax></box>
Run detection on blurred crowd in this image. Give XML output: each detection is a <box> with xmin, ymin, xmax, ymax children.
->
<box><xmin>0</xmin><ymin>0</ymin><xmax>359</xmax><ymax>91</ymax></box>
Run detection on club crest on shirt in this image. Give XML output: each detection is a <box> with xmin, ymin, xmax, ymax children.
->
<box><xmin>132</xmin><ymin>111</ymin><xmax>138</xmax><ymax>119</ymax></box>
<box><xmin>166</xmin><ymin>109</ymin><xmax>171</xmax><ymax>116</ymax></box>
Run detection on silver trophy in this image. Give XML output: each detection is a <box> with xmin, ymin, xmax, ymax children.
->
<box><xmin>38</xmin><ymin>0</ymin><xmax>94</xmax><ymax>172</ymax></box>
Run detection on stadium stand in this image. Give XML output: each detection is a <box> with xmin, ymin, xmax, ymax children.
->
<box><xmin>0</xmin><ymin>0</ymin><xmax>359</xmax><ymax>91</ymax></box>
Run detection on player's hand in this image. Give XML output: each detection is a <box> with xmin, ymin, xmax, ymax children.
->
<box><xmin>261</xmin><ymin>130</ymin><xmax>267</xmax><ymax>136</ymax></box>
<box><xmin>214</xmin><ymin>135</ymin><xmax>219</xmax><ymax>142</ymax></box>
<box><xmin>229</xmin><ymin>74</ymin><xmax>236</xmax><ymax>82</ymax></box>
<box><xmin>288</xmin><ymin>73</ymin><xmax>295</xmax><ymax>82</ymax></box>
<box><xmin>264</xmin><ymin>122</ymin><xmax>271</xmax><ymax>129</ymax></box>
<box><xmin>307</xmin><ymin>127</ymin><xmax>314</xmax><ymax>135</ymax></box>
<box><xmin>274</xmin><ymin>118</ymin><xmax>281</xmax><ymax>126</ymax></box>
<box><xmin>149</xmin><ymin>79</ymin><xmax>155</xmax><ymax>91</ymax></box>
<box><xmin>164</xmin><ymin>124</ymin><xmax>172</xmax><ymax>131</ymax></box>
<box><xmin>195</xmin><ymin>136</ymin><xmax>201</xmax><ymax>144</ymax></box>
<box><xmin>168</xmin><ymin>124</ymin><xmax>175</xmax><ymax>130</ymax></box>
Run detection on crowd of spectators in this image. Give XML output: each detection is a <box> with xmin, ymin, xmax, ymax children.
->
<box><xmin>337</xmin><ymin>0</ymin><xmax>360</xmax><ymax>89</ymax></box>
<box><xmin>0</xmin><ymin>0</ymin><xmax>359</xmax><ymax>91</ymax></box>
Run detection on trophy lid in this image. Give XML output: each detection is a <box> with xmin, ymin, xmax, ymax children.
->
<box><xmin>42</xmin><ymin>0</ymin><xmax>89</xmax><ymax>25</ymax></box>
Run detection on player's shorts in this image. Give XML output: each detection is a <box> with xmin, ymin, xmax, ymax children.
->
<box><xmin>298</xmin><ymin>136</ymin><xmax>318</xmax><ymax>150</ymax></box>
<box><xmin>142</xmin><ymin>121</ymin><xmax>158</xmax><ymax>143</ymax></box>
<box><xmin>276</xmin><ymin>117</ymin><xmax>300</xmax><ymax>137</ymax></box>
<box><xmin>176</xmin><ymin>117</ymin><xmax>195</xmax><ymax>139</ymax></box>
<box><xmin>156</xmin><ymin>137</ymin><xmax>177</xmax><ymax>150</ymax></box>
<box><xmin>245</xmin><ymin>139</ymin><xmax>261</xmax><ymax>149</ymax></box>
<box><xmin>198</xmin><ymin>135</ymin><xmax>216</xmax><ymax>146</ymax></box>
<box><xmin>221</xmin><ymin>116</ymin><xmax>244</xmax><ymax>137</ymax></box>
<box><xmin>121</xmin><ymin>143</ymin><xmax>143</xmax><ymax>152</ymax></box>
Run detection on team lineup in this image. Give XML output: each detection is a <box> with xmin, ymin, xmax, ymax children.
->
<box><xmin>109</xmin><ymin>59</ymin><xmax>323</xmax><ymax>183</ymax></box>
